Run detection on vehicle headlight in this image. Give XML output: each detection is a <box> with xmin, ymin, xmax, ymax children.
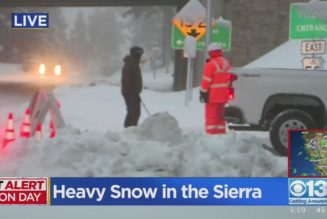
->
<box><xmin>54</xmin><ymin>65</ymin><xmax>61</xmax><ymax>76</ymax></box>
<box><xmin>39</xmin><ymin>64</ymin><xmax>46</xmax><ymax>75</ymax></box>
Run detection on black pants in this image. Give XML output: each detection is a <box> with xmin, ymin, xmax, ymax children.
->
<box><xmin>123</xmin><ymin>92</ymin><xmax>141</xmax><ymax>128</ymax></box>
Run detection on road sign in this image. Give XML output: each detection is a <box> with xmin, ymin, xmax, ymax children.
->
<box><xmin>301</xmin><ymin>40</ymin><xmax>326</xmax><ymax>55</ymax></box>
<box><xmin>172</xmin><ymin>0</ymin><xmax>206</xmax><ymax>41</ymax></box>
<box><xmin>302</xmin><ymin>56</ymin><xmax>325</xmax><ymax>70</ymax></box>
<box><xmin>208</xmin><ymin>17</ymin><xmax>232</xmax><ymax>52</ymax></box>
<box><xmin>290</xmin><ymin>2</ymin><xmax>327</xmax><ymax>39</ymax></box>
<box><xmin>172</xmin><ymin>17</ymin><xmax>232</xmax><ymax>51</ymax></box>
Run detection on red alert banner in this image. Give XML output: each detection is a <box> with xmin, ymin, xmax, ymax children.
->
<box><xmin>0</xmin><ymin>178</ymin><xmax>48</xmax><ymax>205</ymax></box>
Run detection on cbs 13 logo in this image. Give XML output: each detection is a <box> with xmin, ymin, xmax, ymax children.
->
<box><xmin>289</xmin><ymin>179</ymin><xmax>327</xmax><ymax>198</ymax></box>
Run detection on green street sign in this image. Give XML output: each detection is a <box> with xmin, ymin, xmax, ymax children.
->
<box><xmin>290</xmin><ymin>3</ymin><xmax>327</xmax><ymax>39</ymax></box>
<box><xmin>172</xmin><ymin>18</ymin><xmax>232</xmax><ymax>52</ymax></box>
<box><xmin>209</xmin><ymin>19</ymin><xmax>232</xmax><ymax>52</ymax></box>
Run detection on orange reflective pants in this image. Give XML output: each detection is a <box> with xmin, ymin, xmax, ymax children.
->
<box><xmin>205</xmin><ymin>103</ymin><xmax>226</xmax><ymax>134</ymax></box>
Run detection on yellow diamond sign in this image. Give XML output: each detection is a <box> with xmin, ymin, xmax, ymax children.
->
<box><xmin>172</xmin><ymin>0</ymin><xmax>206</xmax><ymax>41</ymax></box>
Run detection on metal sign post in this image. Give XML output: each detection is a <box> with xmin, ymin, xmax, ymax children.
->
<box><xmin>184</xmin><ymin>36</ymin><xmax>197</xmax><ymax>106</ymax></box>
<box><xmin>205</xmin><ymin>0</ymin><xmax>212</xmax><ymax>55</ymax></box>
<box><xmin>185</xmin><ymin>58</ymin><xmax>191</xmax><ymax>105</ymax></box>
<box><xmin>28</xmin><ymin>89</ymin><xmax>65</xmax><ymax>136</ymax></box>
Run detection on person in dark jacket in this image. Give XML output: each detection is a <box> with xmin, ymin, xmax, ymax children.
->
<box><xmin>121</xmin><ymin>46</ymin><xmax>144</xmax><ymax>128</ymax></box>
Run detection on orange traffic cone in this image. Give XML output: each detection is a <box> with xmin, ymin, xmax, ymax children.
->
<box><xmin>20</xmin><ymin>109</ymin><xmax>31</xmax><ymax>138</ymax></box>
<box><xmin>49</xmin><ymin>120</ymin><xmax>56</xmax><ymax>139</ymax></box>
<box><xmin>3</xmin><ymin>113</ymin><xmax>15</xmax><ymax>148</ymax></box>
<box><xmin>35</xmin><ymin>123</ymin><xmax>43</xmax><ymax>141</ymax></box>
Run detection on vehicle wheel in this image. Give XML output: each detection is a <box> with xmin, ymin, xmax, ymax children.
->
<box><xmin>269</xmin><ymin>109</ymin><xmax>316</xmax><ymax>156</ymax></box>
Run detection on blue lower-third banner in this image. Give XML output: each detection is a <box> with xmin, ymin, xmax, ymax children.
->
<box><xmin>49</xmin><ymin>178</ymin><xmax>289</xmax><ymax>206</ymax></box>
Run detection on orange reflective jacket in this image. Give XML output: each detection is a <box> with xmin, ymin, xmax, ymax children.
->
<box><xmin>200</xmin><ymin>56</ymin><xmax>232</xmax><ymax>103</ymax></box>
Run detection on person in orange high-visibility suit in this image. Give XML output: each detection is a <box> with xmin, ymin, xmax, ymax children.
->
<box><xmin>199</xmin><ymin>43</ymin><xmax>235</xmax><ymax>134</ymax></box>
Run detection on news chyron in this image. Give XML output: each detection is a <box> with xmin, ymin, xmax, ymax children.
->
<box><xmin>288</xmin><ymin>130</ymin><xmax>327</xmax><ymax>205</ymax></box>
<box><xmin>11</xmin><ymin>13</ymin><xmax>49</xmax><ymax>29</ymax></box>
<box><xmin>0</xmin><ymin>178</ymin><xmax>48</xmax><ymax>205</ymax></box>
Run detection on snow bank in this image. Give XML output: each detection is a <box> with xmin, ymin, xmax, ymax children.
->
<box><xmin>0</xmin><ymin>63</ymin><xmax>20</xmax><ymax>75</ymax></box>
<box><xmin>0</xmin><ymin>113</ymin><xmax>286</xmax><ymax>177</ymax></box>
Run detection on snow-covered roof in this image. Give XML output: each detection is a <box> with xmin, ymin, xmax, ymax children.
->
<box><xmin>216</xmin><ymin>17</ymin><xmax>231</xmax><ymax>28</ymax></box>
<box><xmin>296</xmin><ymin>0</ymin><xmax>327</xmax><ymax>22</ymax></box>
<box><xmin>244</xmin><ymin>40</ymin><xmax>327</xmax><ymax>69</ymax></box>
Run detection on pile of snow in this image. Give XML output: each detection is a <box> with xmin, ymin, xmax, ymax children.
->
<box><xmin>244</xmin><ymin>40</ymin><xmax>327</xmax><ymax>69</ymax></box>
<box><xmin>135</xmin><ymin>112</ymin><xmax>182</xmax><ymax>143</ymax></box>
<box><xmin>0</xmin><ymin>113</ymin><xmax>286</xmax><ymax>177</ymax></box>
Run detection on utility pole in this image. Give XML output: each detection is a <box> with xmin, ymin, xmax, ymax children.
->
<box><xmin>205</xmin><ymin>0</ymin><xmax>212</xmax><ymax>59</ymax></box>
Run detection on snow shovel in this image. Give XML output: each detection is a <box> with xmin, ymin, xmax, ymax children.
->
<box><xmin>140</xmin><ymin>97</ymin><xmax>151</xmax><ymax>116</ymax></box>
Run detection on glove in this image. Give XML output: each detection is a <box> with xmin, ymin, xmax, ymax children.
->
<box><xmin>199</xmin><ymin>91</ymin><xmax>209</xmax><ymax>103</ymax></box>
<box><xmin>228</xmin><ymin>73</ymin><xmax>238</xmax><ymax>82</ymax></box>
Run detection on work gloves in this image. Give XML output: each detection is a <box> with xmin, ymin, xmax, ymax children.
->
<box><xmin>199</xmin><ymin>91</ymin><xmax>209</xmax><ymax>103</ymax></box>
<box><xmin>228</xmin><ymin>73</ymin><xmax>238</xmax><ymax>82</ymax></box>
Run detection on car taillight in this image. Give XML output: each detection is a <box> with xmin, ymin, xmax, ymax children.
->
<box><xmin>228</xmin><ymin>87</ymin><xmax>235</xmax><ymax>100</ymax></box>
<box><xmin>39</xmin><ymin>64</ymin><xmax>46</xmax><ymax>75</ymax></box>
<box><xmin>54</xmin><ymin>65</ymin><xmax>61</xmax><ymax>76</ymax></box>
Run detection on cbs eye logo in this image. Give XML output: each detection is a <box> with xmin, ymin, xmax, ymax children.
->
<box><xmin>290</xmin><ymin>180</ymin><xmax>307</xmax><ymax>197</ymax></box>
<box><xmin>289</xmin><ymin>180</ymin><xmax>327</xmax><ymax>198</ymax></box>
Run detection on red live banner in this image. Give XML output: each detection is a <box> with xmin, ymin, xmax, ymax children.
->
<box><xmin>0</xmin><ymin>178</ymin><xmax>48</xmax><ymax>205</ymax></box>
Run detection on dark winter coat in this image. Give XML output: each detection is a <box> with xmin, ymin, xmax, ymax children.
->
<box><xmin>121</xmin><ymin>55</ymin><xmax>142</xmax><ymax>95</ymax></box>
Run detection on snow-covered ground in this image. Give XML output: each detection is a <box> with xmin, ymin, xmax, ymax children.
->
<box><xmin>0</xmin><ymin>63</ymin><xmax>286</xmax><ymax>177</ymax></box>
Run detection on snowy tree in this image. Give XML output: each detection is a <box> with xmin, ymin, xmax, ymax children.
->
<box><xmin>69</xmin><ymin>11</ymin><xmax>90</xmax><ymax>70</ymax></box>
<box><xmin>124</xmin><ymin>7</ymin><xmax>163</xmax><ymax>52</ymax></box>
<box><xmin>0</xmin><ymin>7</ymin><xmax>68</xmax><ymax>63</ymax></box>
<box><xmin>87</xmin><ymin>8</ymin><xmax>125</xmax><ymax>76</ymax></box>
<box><xmin>124</xmin><ymin>6</ymin><xmax>174</xmax><ymax>69</ymax></box>
<box><xmin>0</xmin><ymin>7</ymin><xmax>43</xmax><ymax>62</ymax></box>
<box><xmin>38</xmin><ymin>8</ymin><xmax>68</xmax><ymax>58</ymax></box>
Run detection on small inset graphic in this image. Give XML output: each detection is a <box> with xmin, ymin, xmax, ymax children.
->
<box><xmin>289</xmin><ymin>130</ymin><xmax>327</xmax><ymax>177</ymax></box>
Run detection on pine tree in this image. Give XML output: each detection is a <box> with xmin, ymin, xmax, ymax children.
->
<box><xmin>87</xmin><ymin>8</ymin><xmax>125</xmax><ymax>76</ymax></box>
<box><xmin>69</xmin><ymin>11</ymin><xmax>90</xmax><ymax>70</ymax></box>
